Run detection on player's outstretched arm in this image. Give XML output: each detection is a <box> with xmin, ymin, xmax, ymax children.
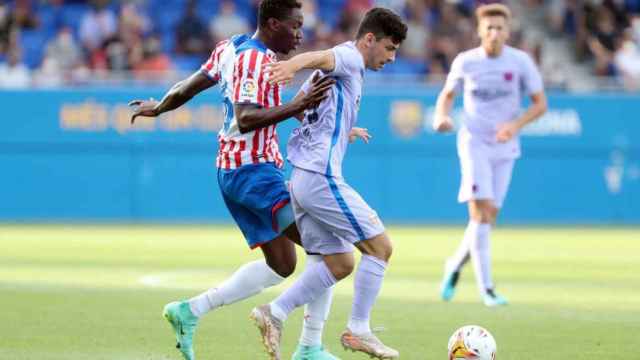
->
<box><xmin>496</xmin><ymin>91</ymin><xmax>547</xmax><ymax>142</ymax></box>
<box><xmin>433</xmin><ymin>88</ymin><xmax>456</xmax><ymax>133</ymax></box>
<box><xmin>235</xmin><ymin>74</ymin><xmax>335</xmax><ymax>134</ymax></box>
<box><xmin>266</xmin><ymin>49</ymin><xmax>335</xmax><ymax>85</ymax></box>
<box><xmin>129</xmin><ymin>71</ymin><xmax>216</xmax><ymax>124</ymax></box>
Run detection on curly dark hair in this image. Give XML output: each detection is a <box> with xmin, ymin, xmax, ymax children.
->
<box><xmin>258</xmin><ymin>0</ymin><xmax>302</xmax><ymax>28</ymax></box>
<box><xmin>356</xmin><ymin>7</ymin><xmax>407</xmax><ymax>44</ymax></box>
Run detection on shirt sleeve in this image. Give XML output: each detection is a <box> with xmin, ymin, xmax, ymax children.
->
<box><xmin>199</xmin><ymin>40</ymin><xmax>228</xmax><ymax>82</ymax></box>
<box><xmin>520</xmin><ymin>53</ymin><xmax>544</xmax><ymax>95</ymax></box>
<box><xmin>232</xmin><ymin>49</ymin><xmax>269</xmax><ymax>106</ymax></box>
<box><xmin>328</xmin><ymin>44</ymin><xmax>363</xmax><ymax>78</ymax></box>
<box><xmin>443</xmin><ymin>54</ymin><xmax>464</xmax><ymax>94</ymax></box>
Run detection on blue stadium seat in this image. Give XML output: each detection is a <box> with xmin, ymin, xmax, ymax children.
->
<box><xmin>318</xmin><ymin>0</ymin><xmax>345</xmax><ymax>28</ymax></box>
<box><xmin>196</xmin><ymin>0</ymin><xmax>220</xmax><ymax>24</ymax></box>
<box><xmin>172</xmin><ymin>54</ymin><xmax>205</xmax><ymax>71</ymax></box>
<box><xmin>60</xmin><ymin>3</ymin><xmax>91</xmax><ymax>38</ymax></box>
<box><xmin>161</xmin><ymin>32</ymin><xmax>177</xmax><ymax>53</ymax></box>
<box><xmin>20</xmin><ymin>30</ymin><xmax>50</xmax><ymax>69</ymax></box>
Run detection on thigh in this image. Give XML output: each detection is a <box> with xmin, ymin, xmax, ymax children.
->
<box><xmin>218</xmin><ymin>164</ymin><xmax>290</xmax><ymax>248</ymax></box>
<box><xmin>291</xmin><ymin>168</ymin><xmax>384</xmax><ymax>246</ymax></box>
<box><xmin>457</xmin><ymin>137</ymin><xmax>494</xmax><ymax>203</ymax></box>
<box><xmin>491</xmin><ymin>158</ymin><xmax>515</xmax><ymax>208</ymax></box>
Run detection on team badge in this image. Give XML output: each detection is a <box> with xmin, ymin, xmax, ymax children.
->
<box><xmin>390</xmin><ymin>100</ymin><xmax>422</xmax><ymax>138</ymax></box>
<box><xmin>504</xmin><ymin>72</ymin><xmax>513</xmax><ymax>82</ymax></box>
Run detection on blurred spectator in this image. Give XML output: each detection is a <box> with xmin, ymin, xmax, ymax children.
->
<box><xmin>587</xmin><ymin>8</ymin><xmax>619</xmax><ymax>76</ymax></box>
<box><xmin>133</xmin><ymin>35</ymin><xmax>173</xmax><ymax>79</ymax></box>
<box><xmin>401</xmin><ymin>1</ymin><xmax>430</xmax><ymax>61</ymax></box>
<box><xmin>0</xmin><ymin>2</ymin><xmax>11</xmax><ymax>55</ymax></box>
<box><xmin>1</xmin><ymin>0</ymin><xmax>38</xmax><ymax>56</ymax></box>
<box><xmin>300</xmin><ymin>0</ymin><xmax>319</xmax><ymax>44</ymax></box>
<box><xmin>0</xmin><ymin>47</ymin><xmax>31</xmax><ymax>88</ymax></box>
<box><xmin>614</xmin><ymin>28</ymin><xmax>640</xmax><ymax>90</ymax></box>
<box><xmin>44</xmin><ymin>27</ymin><xmax>82</xmax><ymax>72</ymax></box>
<box><xmin>176</xmin><ymin>0</ymin><xmax>210</xmax><ymax>56</ymax></box>
<box><xmin>32</xmin><ymin>57</ymin><xmax>64</xmax><ymax>87</ymax></box>
<box><xmin>209</xmin><ymin>1</ymin><xmax>249</xmax><ymax>44</ymax></box>
<box><xmin>10</xmin><ymin>0</ymin><xmax>38</xmax><ymax>29</ymax></box>
<box><xmin>79</xmin><ymin>0</ymin><xmax>117</xmax><ymax>52</ymax></box>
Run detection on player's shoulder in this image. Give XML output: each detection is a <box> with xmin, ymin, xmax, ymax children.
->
<box><xmin>453</xmin><ymin>47</ymin><xmax>484</xmax><ymax>65</ymax></box>
<box><xmin>504</xmin><ymin>46</ymin><xmax>534</xmax><ymax>63</ymax></box>
<box><xmin>333</xmin><ymin>41</ymin><xmax>365</xmax><ymax>71</ymax></box>
<box><xmin>235</xmin><ymin>38</ymin><xmax>271</xmax><ymax>56</ymax></box>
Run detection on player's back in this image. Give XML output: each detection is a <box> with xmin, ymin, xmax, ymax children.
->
<box><xmin>215</xmin><ymin>37</ymin><xmax>284</xmax><ymax>170</ymax></box>
<box><xmin>287</xmin><ymin>41</ymin><xmax>365</xmax><ymax>179</ymax></box>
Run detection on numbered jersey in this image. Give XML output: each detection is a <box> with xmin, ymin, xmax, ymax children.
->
<box><xmin>201</xmin><ymin>35</ymin><xmax>284</xmax><ymax>170</ymax></box>
<box><xmin>287</xmin><ymin>41</ymin><xmax>365</xmax><ymax>178</ymax></box>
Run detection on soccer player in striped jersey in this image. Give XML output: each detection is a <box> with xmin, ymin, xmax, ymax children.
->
<box><xmin>433</xmin><ymin>4</ymin><xmax>547</xmax><ymax>307</ymax></box>
<box><xmin>248</xmin><ymin>8</ymin><xmax>407</xmax><ymax>360</ymax></box>
<box><xmin>128</xmin><ymin>1</ymin><xmax>347</xmax><ymax>359</ymax></box>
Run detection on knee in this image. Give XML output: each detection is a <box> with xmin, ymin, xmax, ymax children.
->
<box><xmin>376</xmin><ymin>240</ymin><xmax>393</xmax><ymax>262</ymax></box>
<box><xmin>267</xmin><ymin>257</ymin><xmax>296</xmax><ymax>278</ymax></box>
<box><xmin>329</xmin><ymin>257</ymin><xmax>355</xmax><ymax>281</ymax></box>
<box><xmin>470</xmin><ymin>204</ymin><xmax>497</xmax><ymax>224</ymax></box>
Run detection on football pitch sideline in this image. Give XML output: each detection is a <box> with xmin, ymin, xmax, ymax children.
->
<box><xmin>1</xmin><ymin>225</ymin><xmax>638</xmax><ymax>360</ymax></box>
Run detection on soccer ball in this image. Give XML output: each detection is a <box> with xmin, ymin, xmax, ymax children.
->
<box><xmin>447</xmin><ymin>325</ymin><xmax>497</xmax><ymax>360</ymax></box>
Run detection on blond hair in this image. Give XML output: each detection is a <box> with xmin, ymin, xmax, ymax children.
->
<box><xmin>475</xmin><ymin>3</ymin><xmax>512</xmax><ymax>22</ymax></box>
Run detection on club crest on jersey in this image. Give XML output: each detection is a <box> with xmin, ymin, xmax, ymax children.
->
<box><xmin>240</xmin><ymin>78</ymin><xmax>258</xmax><ymax>99</ymax></box>
<box><xmin>504</xmin><ymin>72</ymin><xmax>513</xmax><ymax>82</ymax></box>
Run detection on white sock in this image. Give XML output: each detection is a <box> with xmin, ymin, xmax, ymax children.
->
<box><xmin>469</xmin><ymin>223</ymin><xmax>493</xmax><ymax>293</ymax></box>
<box><xmin>299</xmin><ymin>255</ymin><xmax>334</xmax><ymax>347</ymax></box>
<box><xmin>188</xmin><ymin>260</ymin><xmax>285</xmax><ymax>317</ymax></box>
<box><xmin>347</xmin><ymin>255</ymin><xmax>387</xmax><ymax>335</ymax></box>
<box><xmin>446</xmin><ymin>220</ymin><xmax>477</xmax><ymax>273</ymax></box>
<box><xmin>270</xmin><ymin>260</ymin><xmax>337</xmax><ymax>323</ymax></box>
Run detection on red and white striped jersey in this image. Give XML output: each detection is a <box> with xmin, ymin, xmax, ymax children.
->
<box><xmin>202</xmin><ymin>37</ymin><xmax>284</xmax><ymax>170</ymax></box>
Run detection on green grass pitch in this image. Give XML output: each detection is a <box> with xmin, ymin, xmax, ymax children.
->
<box><xmin>1</xmin><ymin>225</ymin><xmax>638</xmax><ymax>359</ymax></box>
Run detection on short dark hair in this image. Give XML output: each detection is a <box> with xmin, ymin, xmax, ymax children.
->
<box><xmin>258</xmin><ymin>0</ymin><xmax>302</xmax><ymax>28</ymax></box>
<box><xmin>356</xmin><ymin>7</ymin><xmax>407</xmax><ymax>44</ymax></box>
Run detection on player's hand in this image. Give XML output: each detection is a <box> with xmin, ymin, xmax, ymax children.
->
<box><xmin>349</xmin><ymin>127</ymin><xmax>371</xmax><ymax>144</ymax></box>
<box><xmin>433</xmin><ymin>115</ymin><xmax>454</xmax><ymax>133</ymax></box>
<box><xmin>266</xmin><ymin>60</ymin><xmax>297</xmax><ymax>85</ymax></box>
<box><xmin>496</xmin><ymin>121</ymin><xmax>521</xmax><ymax>143</ymax></box>
<box><xmin>128</xmin><ymin>98</ymin><xmax>160</xmax><ymax>124</ymax></box>
<box><xmin>300</xmin><ymin>73</ymin><xmax>335</xmax><ymax>109</ymax></box>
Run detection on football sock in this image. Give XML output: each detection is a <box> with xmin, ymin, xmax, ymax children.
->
<box><xmin>447</xmin><ymin>220</ymin><xmax>478</xmax><ymax>273</ymax></box>
<box><xmin>270</xmin><ymin>260</ymin><xmax>337</xmax><ymax>323</ymax></box>
<box><xmin>348</xmin><ymin>255</ymin><xmax>387</xmax><ymax>335</ymax></box>
<box><xmin>188</xmin><ymin>260</ymin><xmax>285</xmax><ymax>317</ymax></box>
<box><xmin>470</xmin><ymin>222</ymin><xmax>493</xmax><ymax>293</ymax></box>
<box><xmin>299</xmin><ymin>255</ymin><xmax>334</xmax><ymax>347</ymax></box>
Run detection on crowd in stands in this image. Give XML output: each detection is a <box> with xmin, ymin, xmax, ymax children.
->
<box><xmin>0</xmin><ymin>0</ymin><xmax>639</xmax><ymax>90</ymax></box>
<box><xmin>544</xmin><ymin>0</ymin><xmax>640</xmax><ymax>90</ymax></box>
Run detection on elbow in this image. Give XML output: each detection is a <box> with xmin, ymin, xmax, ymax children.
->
<box><xmin>539</xmin><ymin>100</ymin><xmax>548</xmax><ymax>116</ymax></box>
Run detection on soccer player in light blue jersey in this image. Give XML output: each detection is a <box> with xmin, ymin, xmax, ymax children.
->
<box><xmin>248</xmin><ymin>8</ymin><xmax>407</xmax><ymax>360</ymax></box>
<box><xmin>433</xmin><ymin>3</ymin><xmax>547</xmax><ymax>307</ymax></box>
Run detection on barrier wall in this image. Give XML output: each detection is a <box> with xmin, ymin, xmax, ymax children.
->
<box><xmin>1</xmin><ymin>87</ymin><xmax>638</xmax><ymax>224</ymax></box>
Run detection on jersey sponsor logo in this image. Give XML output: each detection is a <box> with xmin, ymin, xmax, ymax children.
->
<box><xmin>240</xmin><ymin>78</ymin><xmax>258</xmax><ymax>99</ymax></box>
<box><xmin>471</xmin><ymin>88</ymin><xmax>512</xmax><ymax>102</ymax></box>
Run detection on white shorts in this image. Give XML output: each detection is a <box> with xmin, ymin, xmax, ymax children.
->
<box><xmin>289</xmin><ymin>167</ymin><xmax>385</xmax><ymax>255</ymax></box>
<box><xmin>457</xmin><ymin>129</ymin><xmax>518</xmax><ymax>208</ymax></box>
